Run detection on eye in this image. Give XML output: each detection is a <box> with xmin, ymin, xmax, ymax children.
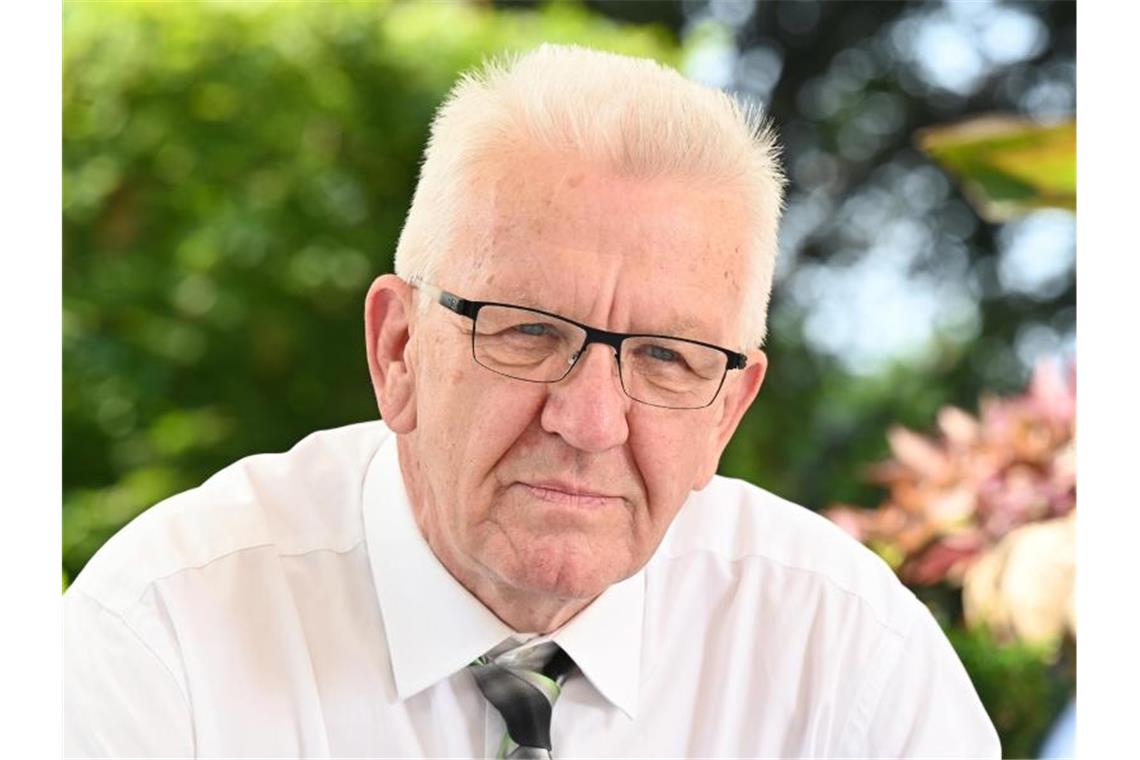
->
<box><xmin>643</xmin><ymin>344</ymin><xmax>681</xmax><ymax>363</ymax></box>
<box><xmin>514</xmin><ymin>322</ymin><xmax>551</xmax><ymax>337</ymax></box>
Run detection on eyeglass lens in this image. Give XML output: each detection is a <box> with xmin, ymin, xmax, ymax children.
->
<box><xmin>471</xmin><ymin>304</ymin><xmax>727</xmax><ymax>409</ymax></box>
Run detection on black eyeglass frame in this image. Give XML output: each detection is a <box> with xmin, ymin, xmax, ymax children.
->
<box><xmin>430</xmin><ymin>287</ymin><xmax>748</xmax><ymax>410</ymax></box>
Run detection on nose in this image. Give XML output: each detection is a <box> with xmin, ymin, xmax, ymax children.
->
<box><xmin>539</xmin><ymin>342</ymin><xmax>630</xmax><ymax>453</ymax></box>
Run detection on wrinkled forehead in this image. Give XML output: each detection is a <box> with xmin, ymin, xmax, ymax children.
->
<box><xmin>440</xmin><ymin>150</ymin><xmax>754</xmax><ymax>340</ymax></box>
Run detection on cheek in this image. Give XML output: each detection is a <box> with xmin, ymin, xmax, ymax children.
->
<box><xmin>421</xmin><ymin>357</ymin><xmax>545</xmax><ymax>487</ymax></box>
<box><xmin>628</xmin><ymin>413</ymin><xmax>717</xmax><ymax>525</ymax></box>
<box><xmin>412</xmin><ymin>341</ymin><xmax>485</xmax><ymax>498</ymax></box>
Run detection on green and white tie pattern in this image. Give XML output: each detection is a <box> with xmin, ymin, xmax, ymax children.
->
<box><xmin>469</xmin><ymin>643</ymin><xmax>576</xmax><ymax>759</ymax></box>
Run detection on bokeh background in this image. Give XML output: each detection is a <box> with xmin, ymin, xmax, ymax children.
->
<box><xmin>63</xmin><ymin>1</ymin><xmax>1076</xmax><ymax>756</ymax></box>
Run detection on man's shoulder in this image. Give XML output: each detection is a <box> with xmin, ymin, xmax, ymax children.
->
<box><xmin>68</xmin><ymin>420</ymin><xmax>394</xmax><ymax>615</ymax></box>
<box><xmin>656</xmin><ymin>474</ymin><xmax>916</xmax><ymax>633</ymax></box>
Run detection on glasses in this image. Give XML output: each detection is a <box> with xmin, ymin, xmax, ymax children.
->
<box><xmin>414</xmin><ymin>282</ymin><xmax>747</xmax><ymax>410</ymax></box>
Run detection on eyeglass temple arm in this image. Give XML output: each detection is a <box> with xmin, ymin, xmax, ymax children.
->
<box><xmin>437</xmin><ymin>289</ymin><xmax>480</xmax><ymax>319</ymax></box>
<box><xmin>408</xmin><ymin>278</ymin><xmax>478</xmax><ymax>320</ymax></box>
<box><xmin>438</xmin><ymin>289</ymin><xmax>467</xmax><ymax>315</ymax></box>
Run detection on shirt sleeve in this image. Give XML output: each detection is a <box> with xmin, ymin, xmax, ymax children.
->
<box><xmin>64</xmin><ymin>590</ymin><xmax>196</xmax><ymax>759</ymax></box>
<box><xmin>843</xmin><ymin>598</ymin><xmax>1002</xmax><ymax>759</ymax></box>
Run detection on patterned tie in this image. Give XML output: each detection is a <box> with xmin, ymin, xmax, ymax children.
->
<box><xmin>469</xmin><ymin>642</ymin><xmax>577</xmax><ymax>759</ymax></box>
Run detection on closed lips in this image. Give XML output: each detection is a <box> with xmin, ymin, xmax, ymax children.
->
<box><xmin>521</xmin><ymin>481</ymin><xmax>620</xmax><ymax>502</ymax></box>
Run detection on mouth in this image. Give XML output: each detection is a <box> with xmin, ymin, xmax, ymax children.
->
<box><xmin>518</xmin><ymin>480</ymin><xmax>622</xmax><ymax>509</ymax></box>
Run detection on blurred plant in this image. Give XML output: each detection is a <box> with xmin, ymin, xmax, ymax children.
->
<box><xmin>826</xmin><ymin>358</ymin><xmax>1075</xmax><ymax>647</ymax></box>
<box><xmin>963</xmin><ymin>510</ymin><xmax>1074</xmax><ymax>647</ymax></box>
<box><xmin>918</xmin><ymin>116</ymin><xmax>1076</xmax><ymax>223</ymax></box>
<box><xmin>826</xmin><ymin>357</ymin><xmax>1076</xmax><ymax>755</ymax></box>
<box><xmin>945</xmin><ymin>624</ymin><xmax>1072</xmax><ymax>760</ymax></box>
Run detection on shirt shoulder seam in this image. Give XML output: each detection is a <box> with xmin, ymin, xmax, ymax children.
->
<box><xmin>836</xmin><ymin>599</ymin><xmax>920</xmax><ymax>754</ymax></box>
<box><xmin>113</xmin><ymin>538</ymin><xmax>367</xmax><ymax>613</ymax></box>
<box><xmin>70</xmin><ymin>589</ymin><xmax>198</xmax><ymax>755</ymax></box>
<box><xmin>656</xmin><ymin>546</ymin><xmax>911</xmax><ymax>636</ymax></box>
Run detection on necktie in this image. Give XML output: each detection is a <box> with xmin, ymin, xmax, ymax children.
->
<box><xmin>469</xmin><ymin>642</ymin><xmax>577</xmax><ymax>759</ymax></box>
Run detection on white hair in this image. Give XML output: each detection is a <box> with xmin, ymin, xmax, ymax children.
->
<box><xmin>394</xmin><ymin>43</ymin><xmax>785</xmax><ymax>347</ymax></box>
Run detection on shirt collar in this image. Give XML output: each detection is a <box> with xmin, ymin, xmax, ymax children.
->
<box><xmin>362</xmin><ymin>430</ymin><xmax>643</xmax><ymax>719</ymax></box>
<box><xmin>551</xmin><ymin>559</ymin><xmax>643</xmax><ymax>719</ymax></box>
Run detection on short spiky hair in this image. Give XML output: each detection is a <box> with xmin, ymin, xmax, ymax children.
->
<box><xmin>394</xmin><ymin>43</ymin><xmax>785</xmax><ymax>347</ymax></box>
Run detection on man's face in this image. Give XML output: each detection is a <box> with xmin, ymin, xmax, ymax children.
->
<box><xmin>394</xmin><ymin>150</ymin><xmax>765</xmax><ymax>608</ymax></box>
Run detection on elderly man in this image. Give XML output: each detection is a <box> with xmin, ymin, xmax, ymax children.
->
<box><xmin>64</xmin><ymin>45</ymin><xmax>999</xmax><ymax>758</ymax></box>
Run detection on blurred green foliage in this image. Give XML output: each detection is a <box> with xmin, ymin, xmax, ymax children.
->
<box><xmin>63</xmin><ymin>0</ymin><xmax>676</xmax><ymax>577</ymax></box>
<box><xmin>946</xmin><ymin>625</ymin><xmax>1074</xmax><ymax>758</ymax></box>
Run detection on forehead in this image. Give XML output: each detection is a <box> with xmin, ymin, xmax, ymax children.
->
<box><xmin>445</xmin><ymin>150</ymin><xmax>753</xmax><ymax>340</ymax></box>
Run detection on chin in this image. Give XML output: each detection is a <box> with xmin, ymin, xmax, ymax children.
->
<box><xmin>499</xmin><ymin>540</ymin><xmax>626</xmax><ymax>602</ymax></box>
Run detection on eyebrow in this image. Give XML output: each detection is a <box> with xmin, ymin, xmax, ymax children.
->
<box><xmin>487</xmin><ymin>291</ymin><xmax>708</xmax><ymax>340</ymax></box>
<box><xmin>497</xmin><ymin>291</ymin><xmax>547</xmax><ymax>312</ymax></box>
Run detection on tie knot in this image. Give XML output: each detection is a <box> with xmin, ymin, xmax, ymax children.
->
<box><xmin>469</xmin><ymin>643</ymin><xmax>576</xmax><ymax>758</ymax></box>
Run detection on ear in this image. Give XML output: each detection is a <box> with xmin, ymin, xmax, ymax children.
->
<box><xmin>692</xmin><ymin>348</ymin><xmax>768</xmax><ymax>489</ymax></box>
<box><xmin>364</xmin><ymin>274</ymin><xmax>418</xmax><ymax>433</ymax></box>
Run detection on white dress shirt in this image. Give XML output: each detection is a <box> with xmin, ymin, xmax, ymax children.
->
<box><xmin>64</xmin><ymin>421</ymin><xmax>1000</xmax><ymax>758</ymax></box>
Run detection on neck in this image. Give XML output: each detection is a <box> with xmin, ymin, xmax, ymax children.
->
<box><xmin>462</xmin><ymin>573</ymin><xmax>593</xmax><ymax>634</ymax></box>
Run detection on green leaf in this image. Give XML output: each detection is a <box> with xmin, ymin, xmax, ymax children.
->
<box><xmin>917</xmin><ymin>116</ymin><xmax>1075</xmax><ymax>222</ymax></box>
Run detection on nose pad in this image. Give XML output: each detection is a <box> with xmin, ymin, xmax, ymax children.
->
<box><xmin>552</xmin><ymin>343</ymin><xmax>624</xmax><ymax>403</ymax></box>
<box><xmin>567</xmin><ymin>343</ymin><xmax>620</xmax><ymax>380</ymax></box>
<box><xmin>541</xmin><ymin>342</ymin><xmax>630</xmax><ymax>451</ymax></box>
